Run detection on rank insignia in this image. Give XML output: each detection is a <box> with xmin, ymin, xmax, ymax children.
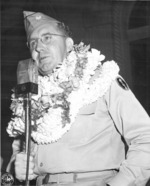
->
<box><xmin>116</xmin><ymin>77</ymin><xmax>129</xmax><ymax>90</ymax></box>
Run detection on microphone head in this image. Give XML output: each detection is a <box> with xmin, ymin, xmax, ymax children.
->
<box><xmin>17</xmin><ymin>59</ymin><xmax>38</xmax><ymax>84</ymax></box>
<box><xmin>16</xmin><ymin>59</ymin><xmax>38</xmax><ymax>94</ymax></box>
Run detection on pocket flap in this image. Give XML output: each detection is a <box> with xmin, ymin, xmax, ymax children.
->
<box><xmin>78</xmin><ymin>101</ymin><xmax>96</xmax><ymax>115</ymax></box>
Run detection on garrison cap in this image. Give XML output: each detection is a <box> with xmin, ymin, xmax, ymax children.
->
<box><xmin>23</xmin><ymin>11</ymin><xmax>60</xmax><ymax>39</ymax></box>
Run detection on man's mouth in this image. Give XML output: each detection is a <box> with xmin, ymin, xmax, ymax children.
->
<box><xmin>40</xmin><ymin>56</ymin><xmax>49</xmax><ymax>61</ymax></box>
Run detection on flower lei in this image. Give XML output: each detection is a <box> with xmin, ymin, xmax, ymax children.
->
<box><xmin>7</xmin><ymin>42</ymin><xmax>119</xmax><ymax>144</ymax></box>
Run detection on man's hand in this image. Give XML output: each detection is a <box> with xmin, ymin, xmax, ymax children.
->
<box><xmin>15</xmin><ymin>152</ymin><xmax>37</xmax><ymax>181</ymax></box>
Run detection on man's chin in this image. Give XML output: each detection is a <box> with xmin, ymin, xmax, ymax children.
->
<box><xmin>38</xmin><ymin>68</ymin><xmax>52</xmax><ymax>76</ymax></box>
<box><xmin>38</xmin><ymin>63</ymin><xmax>54</xmax><ymax>75</ymax></box>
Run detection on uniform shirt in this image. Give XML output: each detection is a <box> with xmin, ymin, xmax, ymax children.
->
<box><xmin>7</xmin><ymin>77</ymin><xmax>150</xmax><ymax>186</ymax></box>
<box><xmin>33</xmin><ymin>77</ymin><xmax>150</xmax><ymax>186</ymax></box>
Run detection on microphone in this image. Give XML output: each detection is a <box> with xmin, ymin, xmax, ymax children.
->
<box><xmin>15</xmin><ymin>59</ymin><xmax>38</xmax><ymax>95</ymax></box>
<box><xmin>15</xmin><ymin>59</ymin><xmax>38</xmax><ymax>186</ymax></box>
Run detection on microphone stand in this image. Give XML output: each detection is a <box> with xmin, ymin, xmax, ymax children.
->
<box><xmin>16</xmin><ymin>82</ymin><xmax>38</xmax><ymax>186</ymax></box>
<box><xmin>24</xmin><ymin>93</ymin><xmax>32</xmax><ymax>186</ymax></box>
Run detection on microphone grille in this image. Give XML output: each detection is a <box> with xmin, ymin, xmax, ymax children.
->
<box><xmin>17</xmin><ymin>59</ymin><xmax>38</xmax><ymax>84</ymax></box>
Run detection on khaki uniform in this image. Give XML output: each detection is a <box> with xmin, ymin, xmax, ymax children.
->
<box><xmin>7</xmin><ymin>77</ymin><xmax>150</xmax><ymax>186</ymax></box>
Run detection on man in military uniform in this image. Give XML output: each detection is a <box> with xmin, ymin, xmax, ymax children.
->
<box><xmin>7</xmin><ymin>11</ymin><xmax>150</xmax><ymax>186</ymax></box>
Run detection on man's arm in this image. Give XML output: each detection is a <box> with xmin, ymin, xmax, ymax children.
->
<box><xmin>7</xmin><ymin>138</ymin><xmax>38</xmax><ymax>181</ymax></box>
<box><xmin>105</xmin><ymin>77</ymin><xmax>150</xmax><ymax>186</ymax></box>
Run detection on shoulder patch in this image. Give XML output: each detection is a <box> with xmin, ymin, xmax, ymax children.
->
<box><xmin>116</xmin><ymin>77</ymin><xmax>129</xmax><ymax>90</ymax></box>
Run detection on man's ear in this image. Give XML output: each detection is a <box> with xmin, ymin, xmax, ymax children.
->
<box><xmin>66</xmin><ymin>37</ymin><xmax>74</xmax><ymax>52</ymax></box>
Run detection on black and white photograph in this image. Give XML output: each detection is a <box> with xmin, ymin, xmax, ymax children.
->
<box><xmin>1</xmin><ymin>0</ymin><xmax>150</xmax><ymax>186</ymax></box>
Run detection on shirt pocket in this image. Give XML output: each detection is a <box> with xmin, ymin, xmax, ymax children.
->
<box><xmin>60</xmin><ymin>102</ymin><xmax>97</xmax><ymax>146</ymax></box>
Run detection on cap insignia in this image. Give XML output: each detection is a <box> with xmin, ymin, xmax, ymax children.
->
<box><xmin>35</xmin><ymin>15</ymin><xmax>42</xmax><ymax>20</ymax></box>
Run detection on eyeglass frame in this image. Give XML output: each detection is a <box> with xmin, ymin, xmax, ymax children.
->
<box><xmin>26</xmin><ymin>32</ymin><xmax>67</xmax><ymax>50</ymax></box>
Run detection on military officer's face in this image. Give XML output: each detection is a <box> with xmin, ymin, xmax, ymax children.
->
<box><xmin>28</xmin><ymin>23</ymin><xmax>72</xmax><ymax>75</ymax></box>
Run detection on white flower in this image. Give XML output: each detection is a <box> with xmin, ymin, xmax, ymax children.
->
<box><xmin>67</xmin><ymin>51</ymin><xmax>77</xmax><ymax>62</ymax></box>
<box><xmin>7</xmin><ymin>117</ymin><xmax>25</xmax><ymax>137</ymax></box>
<box><xmin>14</xmin><ymin>104</ymin><xmax>24</xmax><ymax>116</ymax></box>
<box><xmin>43</xmin><ymin>108</ymin><xmax>62</xmax><ymax>128</ymax></box>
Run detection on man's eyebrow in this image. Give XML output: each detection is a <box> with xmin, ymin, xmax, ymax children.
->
<box><xmin>41</xmin><ymin>33</ymin><xmax>52</xmax><ymax>36</ymax></box>
<box><xmin>30</xmin><ymin>33</ymin><xmax>52</xmax><ymax>41</ymax></box>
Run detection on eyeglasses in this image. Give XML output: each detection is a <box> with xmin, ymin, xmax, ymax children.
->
<box><xmin>27</xmin><ymin>33</ymin><xmax>66</xmax><ymax>50</ymax></box>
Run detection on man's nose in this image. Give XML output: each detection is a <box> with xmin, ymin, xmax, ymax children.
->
<box><xmin>35</xmin><ymin>39</ymin><xmax>44</xmax><ymax>52</ymax></box>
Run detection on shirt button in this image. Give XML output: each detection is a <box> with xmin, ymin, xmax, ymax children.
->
<box><xmin>40</xmin><ymin>163</ymin><xmax>43</xmax><ymax>167</ymax></box>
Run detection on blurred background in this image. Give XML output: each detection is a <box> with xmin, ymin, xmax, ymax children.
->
<box><xmin>1</xmin><ymin>0</ymin><xmax>150</xmax><ymax>185</ymax></box>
